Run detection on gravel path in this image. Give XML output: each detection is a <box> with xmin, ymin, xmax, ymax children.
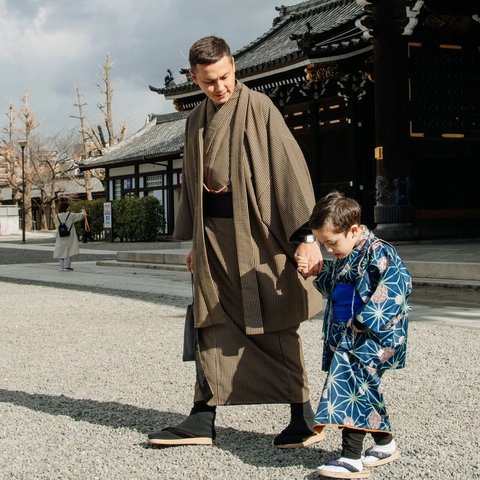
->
<box><xmin>1</xmin><ymin>281</ymin><xmax>479</xmax><ymax>480</ymax></box>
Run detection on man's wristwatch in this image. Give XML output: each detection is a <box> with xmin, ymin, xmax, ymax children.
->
<box><xmin>301</xmin><ymin>234</ymin><xmax>316</xmax><ymax>244</ymax></box>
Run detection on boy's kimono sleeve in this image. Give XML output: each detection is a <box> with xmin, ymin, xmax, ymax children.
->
<box><xmin>354</xmin><ymin>242</ymin><xmax>411</xmax><ymax>342</ymax></box>
<box><xmin>313</xmin><ymin>260</ymin><xmax>334</xmax><ymax>297</ymax></box>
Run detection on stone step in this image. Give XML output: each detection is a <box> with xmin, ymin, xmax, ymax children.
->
<box><xmin>405</xmin><ymin>260</ymin><xmax>480</xmax><ymax>282</ymax></box>
<box><xmin>117</xmin><ymin>249</ymin><xmax>190</xmax><ymax>266</ymax></box>
<box><xmin>96</xmin><ymin>260</ymin><xmax>186</xmax><ymax>271</ymax></box>
<box><xmin>97</xmin><ymin>250</ymin><xmax>480</xmax><ymax>289</ymax></box>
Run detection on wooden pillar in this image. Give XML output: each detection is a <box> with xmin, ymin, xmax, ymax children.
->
<box><xmin>372</xmin><ymin>1</ymin><xmax>417</xmax><ymax>239</ymax></box>
<box><xmin>104</xmin><ymin>169</ymin><xmax>110</xmax><ymax>201</ymax></box>
<box><xmin>166</xmin><ymin>159</ymin><xmax>175</xmax><ymax>236</ymax></box>
<box><xmin>134</xmin><ymin>164</ymin><xmax>140</xmax><ymax>197</ymax></box>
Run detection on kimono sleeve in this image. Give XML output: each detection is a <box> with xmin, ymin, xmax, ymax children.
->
<box><xmin>173</xmin><ymin>118</ymin><xmax>194</xmax><ymax>241</ymax></box>
<box><xmin>313</xmin><ymin>260</ymin><xmax>334</xmax><ymax>297</ymax></box>
<box><xmin>173</xmin><ymin>173</ymin><xmax>193</xmax><ymax>241</ymax></box>
<box><xmin>354</xmin><ymin>244</ymin><xmax>412</xmax><ymax>333</ymax></box>
<box><xmin>266</xmin><ymin>98</ymin><xmax>316</xmax><ymax>243</ymax></box>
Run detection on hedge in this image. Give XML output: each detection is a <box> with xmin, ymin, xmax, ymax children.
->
<box><xmin>70</xmin><ymin>196</ymin><xmax>165</xmax><ymax>242</ymax></box>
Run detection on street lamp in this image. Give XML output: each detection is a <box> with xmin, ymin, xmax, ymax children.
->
<box><xmin>18</xmin><ymin>140</ymin><xmax>27</xmax><ymax>243</ymax></box>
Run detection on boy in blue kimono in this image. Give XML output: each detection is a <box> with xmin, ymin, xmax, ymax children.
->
<box><xmin>296</xmin><ymin>191</ymin><xmax>411</xmax><ymax>479</ymax></box>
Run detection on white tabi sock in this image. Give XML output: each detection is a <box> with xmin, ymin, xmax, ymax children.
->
<box><xmin>317</xmin><ymin>456</ymin><xmax>364</xmax><ymax>474</ymax></box>
<box><xmin>362</xmin><ymin>438</ymin><xmax>398</xmax><ymax>466</ymax></box>
<box><xmin>371</xmin><ymin>438</ymin><xmax>396</xmax><ymax>454</ymax></box>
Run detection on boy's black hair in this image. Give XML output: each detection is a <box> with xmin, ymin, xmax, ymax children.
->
<box><xmin>309</xmin><ymin>190</ymin><xmax>361</xmax><ymax>234</ymax></box>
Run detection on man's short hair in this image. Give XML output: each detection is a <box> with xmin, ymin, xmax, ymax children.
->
<box><xmin>189</xmin><ymin>36</ymin><xmax>232</xmax><ymax>71</ymax></box>
<box><xmin>309</xmin><ymin>191</ymin><xmax>361</xmax><ymax>233</ymax></box>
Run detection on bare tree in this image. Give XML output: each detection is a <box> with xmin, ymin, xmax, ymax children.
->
<box><xmin>71</xmin><ymin>88</ymin><xmax>93</xmax><ymax>200</ymax></box>
<box><xmin>0</xmin><ymin>95</ymin><xmax>38</xmax><ymax>230</ymax></box>
<box><xmin>20</xmin><ymin>91</ymin><xmax>38</xmax><ymax>230</ymax></box>
<box><xmin>1</xmin><ymin>94</ymin><xmax>80</xmax><ymax>231</ymax></box>
<box><xmin>29</xmin><ymin>131</ymin><xmax>79</xmax><ymax>229</ymax></box>
<box><xmin>0</xmin><ymin>102</ymin><xmax>21</xmax><ymax>201</ymax></box>
<box><xmin>84</xmin><ymin>53</ymin><xmax>127</xmax><ymax>151</ymax></box>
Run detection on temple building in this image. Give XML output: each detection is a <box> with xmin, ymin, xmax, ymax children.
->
<box><xmin>85</xmin><ymin>0</ymin><xmax>480</xmax><ymax>239</ymax></box>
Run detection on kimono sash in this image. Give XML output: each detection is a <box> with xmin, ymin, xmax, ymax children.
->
<box><xmin>331</xmin><ymin>282</ymin><xmax>364</xmax><ymax>323</ymax></box>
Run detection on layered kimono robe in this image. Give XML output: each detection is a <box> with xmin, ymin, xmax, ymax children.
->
<box><xmin>174</xmin><ymin>82</ymin><xmax>323</xmax><ymax>406</ymax></box>
<box><xmin>313</xmin><ymin>227</ymin><xmax>411</xmax><ymax>432</ymax></box>
<box><xmin>53</xmin><ymin>211</ymin><xmax>85</xmax><ymax>259</ymax></box>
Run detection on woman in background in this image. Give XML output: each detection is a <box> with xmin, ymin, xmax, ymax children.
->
<box><xmin>53</xmin><ymin>200</ymin><xmax>86</xmax><ymax>271</ymax></box>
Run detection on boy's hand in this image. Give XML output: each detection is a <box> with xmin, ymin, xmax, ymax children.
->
<box><xmin>294</xmin><ymin>242</ymin><xmax>323</xmax><ymax>278</ymax></box>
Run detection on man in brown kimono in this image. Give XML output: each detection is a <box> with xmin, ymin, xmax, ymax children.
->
<box><xmin>148</xmin><ymin>36</ymin><xmax>324</xmax><ymax>448</ymax></box>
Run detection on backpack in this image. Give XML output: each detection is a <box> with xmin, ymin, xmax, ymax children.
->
<box><xmin>57</xmin><ymin>212</ymin><xmax>72</xmax><ymax>237</ymax></box>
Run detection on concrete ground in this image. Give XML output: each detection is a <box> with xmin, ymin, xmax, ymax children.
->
<box><xmin>1</xmin><ymin>232</ymin><xmax>479</xmax><ymax>327</ymax></box>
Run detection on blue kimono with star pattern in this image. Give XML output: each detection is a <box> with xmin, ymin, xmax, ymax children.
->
<box><xmin>313</xmin><ymin>227</ymin><xmax>411</xmax><ymax>432</ymax></box>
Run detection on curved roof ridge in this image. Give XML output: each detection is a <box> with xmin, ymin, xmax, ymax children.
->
<box><xmin>233</xmin><ymin>8</ymin><xmax>291</xmax><ymax>58</ymax></box>
<box><xmin>284</xmin><ymin>0</ymin><xmax>348</xmax><ymax>16</ymax></box>
<box><xmin>234</xmin><ymin>0</ymin><xmax>352</xmax><ymax>59</ymax></box>
<box><xmin>100</xmin><ymin>116</ymin><xmax>157</xmax><ymax>156</ymax></box>
<box><xmin>149</xmin><ymin>110</ymin><xmax>190</xmax><ymax>124</ymax></box>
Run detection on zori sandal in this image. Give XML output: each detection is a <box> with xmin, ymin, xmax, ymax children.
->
<box><xmin>362</xmin><ymin>447</ymin><xmax>400</xmax><ymax>467</ymax></box>
<box><xmin>316</xmin><ymin>458</ymin><xmax>370</xmax><ymax>478</ymax></box>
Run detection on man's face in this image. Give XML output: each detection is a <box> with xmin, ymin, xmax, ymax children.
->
<box><xmin>190</xmin><ymin>55</ymin><xmax>236</xmax><ymax>106</ymax></box>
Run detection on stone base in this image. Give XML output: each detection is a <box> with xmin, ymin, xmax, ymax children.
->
<box><xmin>373</xmin><ymin>222</ymin><xmax>420</xmax><ymax>241</ymax></box>
<box><xmin>372</xmin><ymin>204</ymin><xmax>419</xmax><ymax>240</ymax></box>
<box><xmin>374</xmin><ymin>204</ymin><xmax>414</xmax><ymax>224</ymax></box>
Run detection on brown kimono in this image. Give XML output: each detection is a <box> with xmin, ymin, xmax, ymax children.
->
<box><xmin>174</xmin><ymin>82</ymin><xmax>323</xmax><ymax>406</ymax></box>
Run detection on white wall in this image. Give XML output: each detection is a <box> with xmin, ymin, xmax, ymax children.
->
<box><xmin>0</xmin><ymin>205</ymin><xmax>20</xmax><ymax>235</ymax></box>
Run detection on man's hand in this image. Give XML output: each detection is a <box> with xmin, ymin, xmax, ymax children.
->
<box><xmin>294</xmin><ymin>242</ymin><xmax>323</xmax><ymax>278</ymax></box>
<box><xmin>186</xmin><ymin>250</ymin><xmax>194</xmax><ymax>272</ymax></box>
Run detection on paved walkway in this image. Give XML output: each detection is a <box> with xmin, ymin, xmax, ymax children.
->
<box><xmin>1</xmin><ymin>231</ymin><xmax>479</xmax><ymax>329</ymax></box>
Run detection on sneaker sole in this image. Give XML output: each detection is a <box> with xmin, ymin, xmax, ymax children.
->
<box><xmin>274</xmin><ymin>429</ymin><xmax>326</xmax><ymax>449</ymax></box>
<box><xmin>148</xmin><ymin>437</ymin><xmax>213</xmax><ymax>446</ymax></box>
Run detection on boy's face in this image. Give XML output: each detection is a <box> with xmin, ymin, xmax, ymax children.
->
<box><xmin>313</xmin><ymin>222</ymin><xmax>361</xmax><ymax>260</ymax></box>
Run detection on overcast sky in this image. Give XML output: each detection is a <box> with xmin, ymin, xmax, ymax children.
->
<box><xmin>0</xmin><ymin>0</ymin><xmax>300</xmax><ymax>141</ymax></box>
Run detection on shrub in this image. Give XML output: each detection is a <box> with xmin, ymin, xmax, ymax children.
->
<box><xmin>71</xmin><ymin>196</ymin><xmax>165</xmax><ymax>242</ymax></box>
<box><xmin>70</xmin><ymin>199</ymin><xmax>105</xmax><ymax>240</ymax></box>
<box><xmin>112</xmin><ymin>196</ymin><xmax>165</xmax><ymax>241</ymax></box>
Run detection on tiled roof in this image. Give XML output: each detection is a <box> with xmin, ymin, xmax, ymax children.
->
<box><xmin>159</xmin><ymin>0</ymin><xmax>366</xmax><ymax>97</ymax></box>
<box><xmin>82</xmin><ymin>111</ymin><xmax>189</xmax><ymax>168</ymax></box>
<box><xmin>54</xmin><ymin>176</ymin><xmax>105</xmax><ymax>195</ymax></box>
<box><xmin>235</xmin><ymin>0</ymin><xmax>364</xmax><ymax>71</ymax></box>
<box><xmin>0</xmin><ymin>177</ymin><xmax>104</xmax><ymax>201</ymax></box>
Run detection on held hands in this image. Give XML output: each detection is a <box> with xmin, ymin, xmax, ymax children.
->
<box><xmin>294</xmin><ymin>242</ymin><xmax>323</xmax><ymax>278</ymax></box>
<box><xmin>186</xmin><ymin>250</ymin><xmax>194</xmax><ymax>273</ymax></box>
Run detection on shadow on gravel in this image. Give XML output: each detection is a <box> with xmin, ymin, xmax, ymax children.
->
<box><xmin>0</xmin><ymin>276</ymin><xmax>190</xmax><ymax>308</ymax></box>
<box><xmin>0</xmin><ymin>389</ymin><xmax>184</xmax><ymax>434</ymax></box>
<box><xmin>0</xmin><ymin>388</ymin><xmax>335</xmax><ymax>469</ymax></box>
